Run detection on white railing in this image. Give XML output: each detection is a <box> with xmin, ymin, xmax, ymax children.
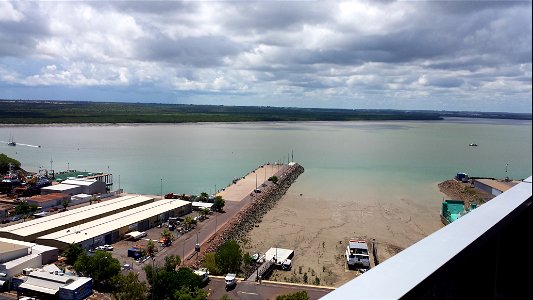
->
<box><xmin>322</xmin><ymin>176</ymin><xmax>532</xmax><ymax>299</ymax></box>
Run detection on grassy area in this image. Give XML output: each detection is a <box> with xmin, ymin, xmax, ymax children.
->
<box><xmin>0</xmin><ymin>100</ymin><xmax>529</xmax><ymax>124</ymax></box>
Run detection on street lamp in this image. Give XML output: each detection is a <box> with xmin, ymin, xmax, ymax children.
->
<box><xmin>152</xmin><ymin>257</ymin><xmax>156</xmax><ymax>300</ymax></box>
<box><xmin>160</xmin><ymin>178</ymin><xmax>163</xmax><ymax>199</ymax></box>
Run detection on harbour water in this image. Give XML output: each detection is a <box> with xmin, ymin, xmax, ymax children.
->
<box><xmin>0</xmin><ymin>118</ymin><xmax>531</xmax><ymax>206</ymax></box>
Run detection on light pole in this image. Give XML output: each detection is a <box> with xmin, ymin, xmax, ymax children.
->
<box><xmin>118</xmin><ymin>175</ymin><xmax>121</xmax><ymax>192</ymax></box>
<box><xmin>255</xmin><ymin>171</ymin><xmax>258</xmax><ymax>189</ymax></box>
<box><xmin>67</xmin><ymin>162</ymin><xmax>69</xmax><ymax>171</ymax></box>
<box><xmin>152</xmin><ymin>257</ymin><xmax>156</xmax><ymax>300</ymax></box>
<box><xmin>160</xmin><ymin>178</ymin><xmax>163</xmax><ymax>199</ymax></box>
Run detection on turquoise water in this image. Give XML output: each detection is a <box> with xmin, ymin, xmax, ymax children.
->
<box><xmin>1</xmin><ymin>119</ymin><xmax>531</xmax><ymax>204</ymax></box>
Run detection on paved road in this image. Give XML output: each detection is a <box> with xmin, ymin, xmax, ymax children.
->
<box><xmin>206</xmin><ymin>277</ymin><xmax>333</xmax><ymax>300</ymax></box>
<box><xmin>149</xmin><ymin>165</ymin><xmax>286</xmax><ymax>268</ymax></box>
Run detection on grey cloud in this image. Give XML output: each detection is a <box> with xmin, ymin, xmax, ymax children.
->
<box><xmin>135</xmin><ymin>35</ymin><xmax>245</xmax><ymax>67</ymax></box>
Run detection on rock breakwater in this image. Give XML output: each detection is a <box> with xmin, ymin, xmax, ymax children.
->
<box><xmin>189</xmin><ymin>163</ymin><xmax>304</xmax><ymax>268</ymax></box>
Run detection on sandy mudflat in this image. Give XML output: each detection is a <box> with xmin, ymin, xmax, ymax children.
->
<box><xmin>242</xmin><ymin>180</ymin><xmax>445</xmax><ymax>287</ymax></box>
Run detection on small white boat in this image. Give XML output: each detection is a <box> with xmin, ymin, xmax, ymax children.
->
<box><xmin>346</xmin><ymin>239</ymin><xmax>370</xmax><ymax>270</ymax></box>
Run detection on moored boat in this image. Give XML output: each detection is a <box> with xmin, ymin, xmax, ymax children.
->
<box><xmin>346</xmin><ymin>239</ymin><xmax>370</xmax><ymax>270</ymax></box>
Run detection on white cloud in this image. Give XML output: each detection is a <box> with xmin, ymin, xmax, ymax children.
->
<box><xmin>0</xmin><ymin>0</ymin><xmax>530</xmax><ymax>112</ymax></box>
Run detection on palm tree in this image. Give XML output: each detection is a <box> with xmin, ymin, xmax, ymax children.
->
<box><xmin>200</xmin><ymin>192</ymin><xmax>209</xmax><ymax>202</ymax></box>
<box><xmin>146</xmin><ymin>240</ymin><xmax>156</xmax><ymax>258</ymax></box>
<box><xmin>183</xmin><ymin>216</ymin><xmax>195</xmax><ymax>230</ymax></box>
<box><xmin>160</xmin><ymin>229</ymin><xmax>173</xmax><ymax>241</ymax></box>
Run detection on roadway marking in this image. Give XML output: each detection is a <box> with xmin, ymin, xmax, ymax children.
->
<box><xmin>238</xmin><ymin>291</ymin><xmax>259</xmax><ymax>295</ymax></box>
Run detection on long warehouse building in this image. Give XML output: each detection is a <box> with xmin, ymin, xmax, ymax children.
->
<box><xmin>0</xmin><ymin>195</ymin><xmax>154</xmax><ymax>242</ymax></box>
<box><xmin>36</xmin><ymin>199</ymin><xmax>192</xmax><ymax>250</ymax></box>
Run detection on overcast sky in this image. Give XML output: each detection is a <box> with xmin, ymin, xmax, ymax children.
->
<box><xmin>0</xmin><ymin>0</ymin><xmax>531</xmax><ymax>113</ymax></box>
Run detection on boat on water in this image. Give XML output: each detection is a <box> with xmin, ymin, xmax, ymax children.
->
<box><xmin>8</xmin><ymin>135</ymin><xmax>16</xmax><ymax>146</ymax></box>
<box><xmin>469</xmin><ymin>143</ymin><xmax>478</xmax><ymax>147</ymax></box>
<box><xmin>346</xmin><ymin>239</ymin><xmax>370</xmax><ymax>270</ymax></box>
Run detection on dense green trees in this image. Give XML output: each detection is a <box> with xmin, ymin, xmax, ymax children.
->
<box><xmin>144</xmin><ymin>264</ymin><xmax>204</xmax><ymax>300</ymax></box>
<box><xmin>0</xmin><ymin>153</ymin><xmax>20</xmax><ymax>173</ymax></box>
<box><xmin>74</xmin><ymin>251</ymin><xmax>121</xmax><ymax>290</ymax></box>
<box><xmin>213</xmin><ymin>196</ymin><xmax>225</xmax><ymax>212</ymax></box>
<box><xmin>113</xmin><ymin>272</ymin><xmax>147</xmax><ymax>300</ymax></box>
<box><xmin>63</xmin><ymin>243</ymin><xmax>84</xmax><ymax>265</ymax></box>
<box><xmin>215</xmin><ymin>240</ymin><xmax>242</xmax><ymax>274</ymax></box>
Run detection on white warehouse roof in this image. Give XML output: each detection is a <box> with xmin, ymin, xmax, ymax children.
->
<box><xmin>37</xmin><ymin>199</ymin><xmax>191</xmax><ymax>246</ymax></box>
<box><xmin>62</xmin><ymin>179</ymin><xmax>98</xmax><ymax>186</ymax></box>
<box><xmin>0</xmin><ymin>195</ymin><xmax>153</xmax><ymax>241</ymax></box>
<box><xmin>41</xmin><ymin>184</ymin><xmax>80</xmax><ymax>192</ymax></box>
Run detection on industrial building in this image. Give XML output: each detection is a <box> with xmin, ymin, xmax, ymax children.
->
<box><xmin>0</xmin><ymin>195</ymin><xmax>154</xmax><ymax>242</ymax></box>
<box><xmin>473</xmin><ymin>178</ymin><xmax>519</xmax><ymax>197</ymax></box>
<box><xmin>0</xmin><ymin>237</ymin><xmax>58</xmax><ymax>284</ymax></box>
<box><xmin>26</xmin><ymin>193</ymin><xmax>70</xmax><ymax>209</ymax></box>
<box><xmin>41</xmin><ymin>179</ymin><xmax>106</xmax><ymax>196</ymax></box>
<box><xmin>36</xmin><ymin>199</ymin><xmax>192</xmax><ymax>250</ymax></box>
<box><xmin>16</xmin><ymin>270</ymin><xmax>92</xmax><ymax>300</ymax></box>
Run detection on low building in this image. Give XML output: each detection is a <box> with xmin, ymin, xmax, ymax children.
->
<box><xmin>61</xmin><ymin>179</ymin><xmax>106</xmax><ymax>195</ymax></box>
<box><xmin>27</xmin><ymin>194</ymin><xmax>70</xmax><ymax>209</ymax></box>
<box><xmin>0</xmin><ymin>237</ymin><xmax>58</xmax><ymax>283</ymax></box>
<box><xmin>17</xmin><ymin>270</ymin><xmax>92</xmax><ymax>300</ymax></box>
<box><xmin>192</xmin><ymin>202</ymin><xmax>214</xmax><ymax>211</ymax></box>
<box><xmin>474</xmin><ymin>179</ymin><xmax>519</xmax><ymax>197</ymax></box>
<box><xmin>41</xmin><ymin>184</ymin><xmax>81</xmax><ymax>196</ymax></box>
<box><xmin>70</xmin><ymin>194</ymin><xmax>92</xmax><ymax>206</ymax></box>
<box><xmin>36</xmin><ymin>199</ymin><xmax>192</xmax><ymax>250</ymax></box>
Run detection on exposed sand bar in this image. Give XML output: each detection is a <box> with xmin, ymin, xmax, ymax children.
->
<box><xmin>243</xmin><ymin>174</ymin><xmax>445</xmax><ymax>287</ymax></box>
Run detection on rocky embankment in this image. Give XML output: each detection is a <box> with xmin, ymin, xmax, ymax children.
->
<box><xmin>438</xmin><ymin>179</ymin><xmax>493</xmax><ymax>208</ymax></box>
<box><xmin>189</xmin><ymin>163</ymin><xmax>304</xmax><ymax>268</ymax></box>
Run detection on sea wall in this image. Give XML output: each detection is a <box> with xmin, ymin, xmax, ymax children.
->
<box><xmin>190</xmin><ymin>163</ymin><xmax>304</xmax><ymax>267</ymax></box>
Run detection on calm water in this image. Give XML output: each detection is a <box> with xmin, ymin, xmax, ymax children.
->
<box><xmin>1</xmin><ymin>119</ymin><xmax>531</xmax><ymax>204</ymax></box>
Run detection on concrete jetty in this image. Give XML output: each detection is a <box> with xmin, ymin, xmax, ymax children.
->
<box><xmin>186</xmin><ymin>163</ymin><xmax>304</xmax><ymax>268</ymax></box>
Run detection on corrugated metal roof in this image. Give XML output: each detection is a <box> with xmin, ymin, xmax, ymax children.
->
<box><xmin>62</xmin><ymin>179</ymin><xmax>98</xmax><ymax>186</ymax></box>
<box><xmin>0</xmin><ymin>195</ymin><xmax>153</xmax><ymax>239</ymax></box>
<box><xmin>41</xmin><ymin>184</ymin><xmax>80</xmax><ymax>191</ymax></box>
<box><xmin>37</xmin><ymin>199</ymin><xmax>190</xmax><ymax>246</ymax></box>
<box><xmin>475</xmin><ymin>178</ymin><xmax>517</xmax><ymax>192</ymax></box>
<box><xmin>61</xmin><ymin>277</ymin><xmax>91</xmax><ymax>291</ymax></box>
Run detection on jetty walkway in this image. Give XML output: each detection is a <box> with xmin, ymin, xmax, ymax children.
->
<box><xmin>179</xmin><ymin>162</ymin><xmax>304</xmax><ymax>268</ymax></box>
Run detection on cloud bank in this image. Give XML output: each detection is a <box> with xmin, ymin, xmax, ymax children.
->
<box><xmin>0</xmin><ymin>0</ymin><xmax>531</xmax><ymax>112</ymax></box>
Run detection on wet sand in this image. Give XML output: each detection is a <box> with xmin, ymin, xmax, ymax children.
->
<box><xmin>242</xmin><ymin>180</ymin><xmax>445</xmax><ymax>287</ymax></box>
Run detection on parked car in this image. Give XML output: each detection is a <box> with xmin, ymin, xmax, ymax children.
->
<box><xmin>11</xmin><ymin>215</ymin><xmax>21</xmax><ymax>222</ymax></box>
<box><xmin>224</xmin><ymin>273</ymin><xmax>237</xmax><ymax>290</ymax></box>
<box><xmin>96</xmin><ymin>244</ymin><xmax>113</xmax><ymax>251</ymax></box>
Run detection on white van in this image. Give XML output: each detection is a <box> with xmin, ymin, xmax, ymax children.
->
<box><xmin>194</xmin><ymin>269</ymin><xmax>209</xmax><ymax>284</ymax></box>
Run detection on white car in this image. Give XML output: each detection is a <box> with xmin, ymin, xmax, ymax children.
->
<box><xmin>96</xmin><ymin>244</ymin><xmax>113</xmax><ymax>251</ymax></box>
<box><xmin>224</xmin><ymin>273</ymin><xmax>237</xmax><ymax>290</ymax></box>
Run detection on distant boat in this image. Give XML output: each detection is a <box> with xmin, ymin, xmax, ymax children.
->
<box><xmin>469</xmin><ymin>143</ymin><xmax>478</xmax><ymax>147</ymax></box>
<box><xmin>8</xmin><ymin>135</ymin><xmax>16</xmax><ymax>146</ymax></box>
